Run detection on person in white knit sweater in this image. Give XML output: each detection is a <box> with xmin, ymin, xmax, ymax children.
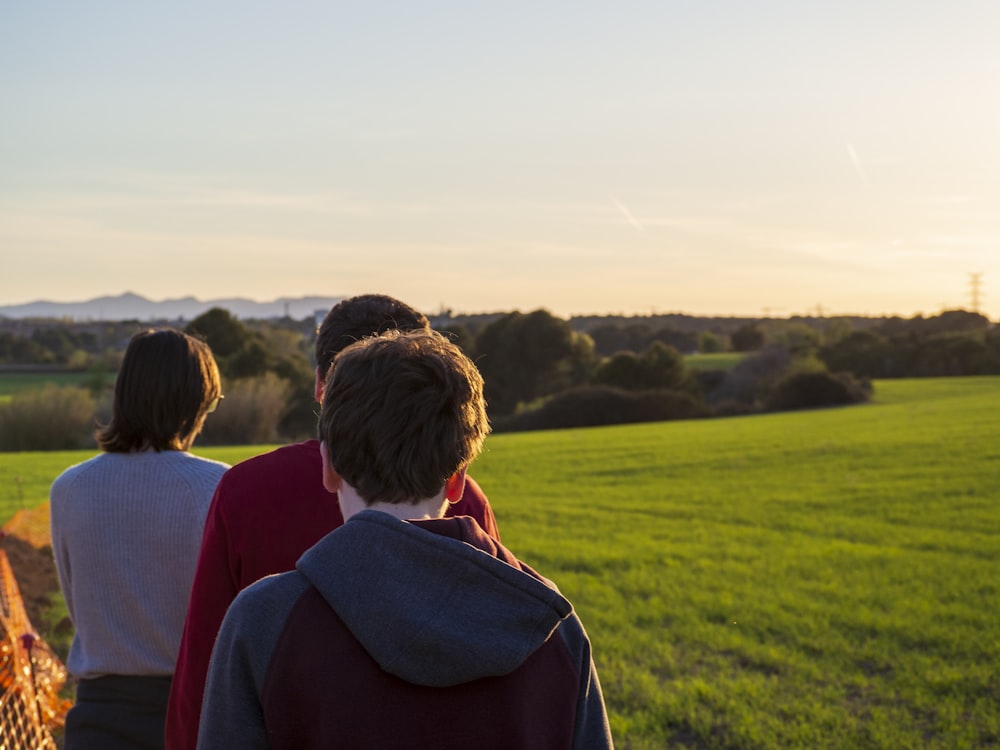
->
<box><xmin>50</xmin><ymin>328</ymin><xmax>229</xmax><ymax>750</ymax></box>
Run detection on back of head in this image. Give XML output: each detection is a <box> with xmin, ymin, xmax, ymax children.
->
<box><xmin>97</xmin><ymin>328</ymin><xmax>222</xmax><ymax>453</ymax></box>
<box><xmin>314</xmin><ymin>294</ymin><xmax>430</xmax><ymax>380</ymax></box>
<box><xmin>319</xmin><ymin>329</ymin><xmax>490</xmax><ymax>505</ymax></box>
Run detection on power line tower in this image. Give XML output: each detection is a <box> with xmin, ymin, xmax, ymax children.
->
<box><xmin>969</xmin><ymin>272</ymin><xmax>983</xmax><ymax>313</ymax></box>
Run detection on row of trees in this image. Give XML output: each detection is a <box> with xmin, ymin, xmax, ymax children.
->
<box><xmin>0</xmin><ymin>307</ymin><xmax>994</xmax><ymax>449</ymax></box>
<box><xmin>190</xmin><ymin>306</ymin><xmax>883</xmax><ymax>436</ymax></box>
<box><xmin>818</xmin><ymin>313</ymin><xmax>1000</xmax><ymax>378</ymax></box>
<box><xmin>443</xmin><ymin>311</ymin><xmax>874</xmax><ymax>431</ymax></box>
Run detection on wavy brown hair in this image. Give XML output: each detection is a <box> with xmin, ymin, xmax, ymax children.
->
<box><xmin>97</xmin><ymin>328</ymin><xmax>222</xmax><ymax>453</ymax></box>
<box><xmin>319</xmin><ymin>329</ymin><xmax>490</xmax><ymax>504</ymax></box>
<box><xmin>314</xmin><ymin>294</ymin><xmax>430</xmax><ymax>380</ymax></box>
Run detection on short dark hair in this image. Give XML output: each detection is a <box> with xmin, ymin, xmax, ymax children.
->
<box><xmin>319</xmin><ymin>329</ymin><xmax>490</xmax><ymax>505</ymax></box>
<box><xmin>97</xmin><ymin>329</ymin><xmax>222</xmax><ymax>453</ymax></box>
<box><xmin>314</xmin><ymin>294</ymin><xmax>430</xmax><ymax>380</ymax></box>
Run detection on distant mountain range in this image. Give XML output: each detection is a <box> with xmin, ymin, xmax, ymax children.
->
<box><xmin>0</xmin><ymin>292</ymin><xmax>343</xmax><ymax>321</ymax></box>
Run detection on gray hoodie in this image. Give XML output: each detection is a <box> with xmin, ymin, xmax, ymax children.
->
<box><xmin>198</xmin><ymin>510</ymin><xmax>613</xmax><ymax>749</ymax></box>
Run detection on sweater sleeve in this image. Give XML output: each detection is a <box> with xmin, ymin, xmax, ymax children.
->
<box><xmin>195</xmin><ymin>597</ymin><xmax>270</xmax><ymax>750</ymax></box>
<box><xmin>166</xmin><ymin>480</ymin><xmax>242</xmax><ymax>750</ymax></box>
<box><xmin>561</xmin><ymin>616</ymin><xmax>614</xmax><ymax>750</ymax></box>
<box><xmin>196</xmin><ymin>574</ymin><xmax>308</xmax><ymax>750</ymax></box>
<box><xmin>48</xmin><ymin>472</ymin><xmax>75</xmax><ymax>629</ymax></box>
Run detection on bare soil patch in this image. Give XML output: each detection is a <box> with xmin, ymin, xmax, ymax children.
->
<box><xmin>1</xmin><ymin>505</ymin><xmax>61</xmax><ymax>631</ymax></box>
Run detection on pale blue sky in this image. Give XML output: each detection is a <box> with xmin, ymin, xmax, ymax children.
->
<box><xmin>3</xmin><ymin>1</ymin><xmax>999</xmax><ymax>318</ymax></box>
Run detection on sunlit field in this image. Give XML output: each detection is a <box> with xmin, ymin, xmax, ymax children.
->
<box><xmin>1</xmin><ymin>377</ymin><xmax>998</xmax><ymax>749</ymax></box>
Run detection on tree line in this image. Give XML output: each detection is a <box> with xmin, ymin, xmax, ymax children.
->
<box><xmin>0</xmin><ymin>307</ymin><xmax>995</xmax><ymax>450</ymax></box>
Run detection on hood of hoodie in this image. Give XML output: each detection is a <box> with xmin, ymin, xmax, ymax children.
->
<box><xmin>296</xmin><ymin>509</ymin><xmax>572</xmax><ymax>688</ymax></box>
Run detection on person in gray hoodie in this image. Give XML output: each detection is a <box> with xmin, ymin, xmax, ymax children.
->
<box><xmin>197</xmin><ymin>328</ymin><xmax>612</xmax><ymax>749</ymax></box>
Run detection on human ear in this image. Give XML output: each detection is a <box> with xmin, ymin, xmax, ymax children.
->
<box><xmin>319</xmin><ymin>441</ymin><xmax>342</xmax><ymax>493</ymax></box>
<box><xmin>444</xmin><ymin>469</ymin><xmax>467</xmax><ymax>504</ymax></box>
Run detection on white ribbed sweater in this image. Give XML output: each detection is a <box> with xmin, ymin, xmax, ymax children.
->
<box><xmin>49</xmin><ymin>450</ymin><xmax>229</xmax><ymax>679</ymax></box>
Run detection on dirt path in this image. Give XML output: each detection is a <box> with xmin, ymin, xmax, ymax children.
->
<box><xmin>1</xmin><ymin>505</ymin><xmax>63</xmax><ymax>633</ymax></box>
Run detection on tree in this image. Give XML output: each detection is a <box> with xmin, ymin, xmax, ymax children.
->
<box><xmin>594</xmin><ymin>352</ymin><xmax>645</xmax><ymax>391</ymax></box>
<box><xmin>818</xmin><ymin>330</ymin><xmax>890</xmax><ymax>378</ymax></box>
<box><xmin>698</xmin><ymin>331</ymin><xmax>724</xmax><ymax>353</ymax></box>
<box><xmin>641</xmin><ymin>342</ymin><xmax>686</xmax><ymax>389</ymax></box>
<box><xmin>731</xmin><ymin>324</ymin><xmax>765</xmax><ymax>352</ymax></box>
<box><xmin>185</xmin><ymin>308</ymin><xmax>251</xmax><ymax>359</ymax></box>
<box><xmin>185</xmin><ymin>309</ymin><xmax>317</xmax><ymax>440</ymax></box>
<box><xmin>472</xmin><ymin>309</ymin><xmax>593</xmax><ymax>416</ymax></box>
<box><xmin>911</xmin><ymin>332</ymin><xmax>1000</xmax><ymax>376</ymax></box>
<box><xmin>0</xmin><ymin>332</ymin><xmax>53</xmax><ymax>365</ymax></box>
<box><xmin>498</xmin><ymin>385</ymin><xmax>705</xmax><ymax>432</ymax></box>
<box><xmin>30</xmin><ymin>327</ymin><xmax>96</xmax><ymax>365</ymax></box>
<box><xmin>594</xmin><ymin>342</ymin><xmax>685</xmax><ymax>391</ymax></box>
<box><xmin>764</xmin><ymin>371</ymin><xmax>872</xmax><ymax>411</ymax></box>
<box><xmin>226</xmin><ymin>340</ymin><xmax>272</xmax><ymax>378</ymax></box>
<box><xmin>771</xmin><ymin>322</ymin><xmax>820</xmax><ymax>356</ymax></box>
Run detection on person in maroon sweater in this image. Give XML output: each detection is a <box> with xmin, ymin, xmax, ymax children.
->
<box><xmin>165</xmin><ymin>295</ymin><xmax>500</xmax><ymax>750</ymax></box>
<box><xmin>197</xmin><ymin>328</ymin><xmax>611</xmax><ymax>749</ymax></box>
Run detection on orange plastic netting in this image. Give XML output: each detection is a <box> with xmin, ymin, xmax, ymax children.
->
<box><xmin>0</xmin><ymin>549</ymin><xmax>69</xmax><ymax>749</ymax></box>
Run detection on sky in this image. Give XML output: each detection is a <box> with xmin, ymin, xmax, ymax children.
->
<box><xmin>2</xmin><ymin>1</ymin><xmax>999</xmax><ymax>320</ymax></box>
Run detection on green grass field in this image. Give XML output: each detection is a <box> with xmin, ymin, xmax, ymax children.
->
<box><xmin>0</xmin><ymin>372</ymin><xmax>91</xmax><ymax>404</ymax></box>
<box><xmin>683</xmin><ymin>351</ymin><xmax>744</xmax><ymax>371</ymax></box>
<box><xmin>1</xmin><ymin>377</ymin><xmax>997</xmax><ymax>748</ymax></box>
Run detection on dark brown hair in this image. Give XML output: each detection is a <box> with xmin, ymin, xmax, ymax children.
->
<box><xmin>319</xmin><ymin>329</ymin><xmax>490</xmax><ymax>505</ymax></box>
<box><xmin>97</xmin><ymin>329</ymin><xmax>222</xmax><ymax>453</ymax></box>
<box><xmin>314</xmin><ymin>294</ymin><xmax>430</xmax><ymax>380</ymax></box>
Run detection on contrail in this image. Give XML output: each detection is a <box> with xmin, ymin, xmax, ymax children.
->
<box><xmin>610</xmin><ymin>196</ymin><xmax>645</xmax><ymax>232</ymax></box>
<box><xmin>846</xmin><ymin>142</ymin><xmax>869</xmax><ymax>185</ymax></box>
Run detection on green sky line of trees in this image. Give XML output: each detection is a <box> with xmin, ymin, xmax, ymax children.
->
<box><xmin>0</xmin><ymin>308</ymin><xmax>996</xmax><ymax>450</ymax></box>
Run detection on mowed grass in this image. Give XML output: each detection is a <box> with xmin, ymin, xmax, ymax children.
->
<box><xmin>472</xmin><ymin>377</ymin><xmax>1000</xmax><ymax>749</ymax></box>
<box><xmin>1</xmin><ymin>377</ymin><xmax>997</xmax><ymax>748</ymax></box>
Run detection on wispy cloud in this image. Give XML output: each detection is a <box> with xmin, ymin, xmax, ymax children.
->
<box><xmin>845</xmin><ymin>142</ymin><xmax>869</xmax><ymax>186</ymax></box>
<box><xmin>609</xmin><ymin>195</ymin><xmax>645</xmax><ymax>232</ymax></box>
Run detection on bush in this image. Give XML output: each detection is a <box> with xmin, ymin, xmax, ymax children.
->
<box><xmin>0</xmin><ymin>385</ymin><xmax>96</xmax><ymax>451</ymax></box>
<box><xmin>707</xmin><ymin>344</ymin><xmax>792</xmax><ymax>407</ymax></box>
<box><xmin>910</xmin><ymin>332</ymin><xmax>1000</xmax><ymax>376</ymax></box>
<box><xmin>594</xmin><ymin>342</ymin><xmax>686</xmax><ymax>392</ymax></box>
<box><xmin>198</xmin><ymin>373</ymin><xmax>294</xmax><ymax>445</ymax></box>
<box><xmin>764</xmin><ymin>371</ymin><xmax>872</xmax><ymax>412</ymax></box>
<box><xmin>819</xmin><ymin>329</ymin><xmax>890</xmax><ymax>378</ymax></box>
<box><xmin>497</xmin><ymin>385</ymin><xmax>706</xmax><ymax>432</ymax></box>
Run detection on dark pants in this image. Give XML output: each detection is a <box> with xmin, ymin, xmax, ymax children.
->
<box><xmin>65</xmin><ymin>675</ymin><xmax>172</xmax><ymax>750</ymax></box>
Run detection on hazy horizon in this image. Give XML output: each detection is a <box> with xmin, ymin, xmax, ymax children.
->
<box><xmin>1</xmin><ymin>289</ymin><xmax>993</xmax><ymax>322</ymax></box>
<box><xmin>3</xmin><ymin>2</ymin><xmax>998</xmax><ymax>320</ymax></box>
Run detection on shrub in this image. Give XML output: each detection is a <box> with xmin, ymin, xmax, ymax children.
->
<box><xmin>498</xmin><ymin>385</ymin><xmax>706</xmax><ymax>432</ymax></box>
<box><xmin>708</xmin><ymin>344</ymin><xmax>792</xmax><ymax>407</ymax></box>
<box><xmin>731</xmin><ymin>324</ymin><xmax>765</xmax><ymax>352</ymax></box>
<box><xmin>0</xmin><ymin>385</ymin><xmax>96</xmax><ymax>451</ymax></box>
<box><xmin>595</xmin><ymin>342</ymin><xmax>686</xmax><ymax>392</ymax></box>
<box><xmin>819</xmin><ymin>329</ymin><xmax>890</xmax><ymax>377</ymax></box>
<box><xmin>764</xmin><ymin>371</ymin><xmax>872</xmax><ymax>412</ymax></box>
<box><xmin>198</xmin><ymin>373</ymin><xmax>294</xmax><ymax>445</ymax></box>
<box><xmin>910</xmin><ymin>332</ymin><xmax>1000</xmax><ymax>376</ymax></box>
